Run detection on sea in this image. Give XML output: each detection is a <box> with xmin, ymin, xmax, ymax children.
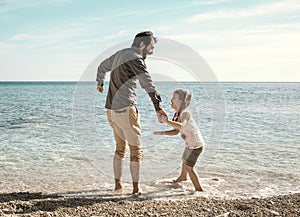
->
<box><xmin>0</xmin><ymin>81</ymin><xmax>299</xmax><ymax>200</ymax></box>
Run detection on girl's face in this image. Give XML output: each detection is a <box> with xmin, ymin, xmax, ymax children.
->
<box><xmin>171</xmin><ymin>93</ymin><xmax>182</xmax><ymax>111</ymax></box>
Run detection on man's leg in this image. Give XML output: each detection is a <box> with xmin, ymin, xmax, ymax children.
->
<box><xmin>107</xmin><ymin>110</ymin><xmax>127</xmax><ymax>191</ymax></box>
<box><xmin>130</xmin><ymin>161</ymin><xmax>141</xmax><ymax>194</ymax></box>
<box><xmin>112</xmin><ymin>127</ymin><xmax>127</xmax><ymax>191</ymax></box>
<box><xmin>113</xmin><ymin>154</ymin><xmax>125</xmax><ymax>191</ymax></box>
<box><xmin>126</xmin><ymin>106</ymin><xmax>142</xmax><ymax>194</ymax></box>
<box><xmin>129</xmin><ymin>144</ymin><xmax>142</xmax><ymax>194</ymax></box>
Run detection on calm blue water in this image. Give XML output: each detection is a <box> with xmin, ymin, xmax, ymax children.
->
<box><xmin>0</xmin><ymin>82</ymin><xmax>299</xmax><ymax>200</ymax></box>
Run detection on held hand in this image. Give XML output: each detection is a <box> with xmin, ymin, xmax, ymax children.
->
<box><xmin>97</xmin><ymin>85</ymin><xmax>104</xmax><ymax>93</ymax></box>
<box><xmin>158</xmin><ymin>115</ymin><xmax>167</xmax><ymax>123</ymax></box>
<box><xmin>156</xmin><ymin>109</ymin><xmax>168</xmax><ymax>123</ymax></box>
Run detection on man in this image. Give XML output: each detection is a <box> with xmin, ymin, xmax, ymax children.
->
<box><xmin>96</xmin><ymin>31</ymin><xmax>167</xmax><ymax>195</ymax></box>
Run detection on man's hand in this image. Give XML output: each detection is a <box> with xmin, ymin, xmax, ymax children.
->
<box><xmin>156</xmin><ymin>109</ymin><xmax>168</xmax><ymax>123</ymax></box>
<box><xmin>97</xmin><ymin>85</ymin><xmax>104</xmax><ymax>93</ymax></box>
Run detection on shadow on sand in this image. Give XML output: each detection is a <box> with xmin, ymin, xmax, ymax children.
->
<box><xmin>0</xmin><ymin>189</ymin><xmax>189</xmax><ymax>215</ymax></box>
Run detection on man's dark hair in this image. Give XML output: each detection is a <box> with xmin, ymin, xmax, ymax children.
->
<box><xmin>131</xmin><ymin>31</ymin><xmax>157</xmax><ymax>48</ymax></box>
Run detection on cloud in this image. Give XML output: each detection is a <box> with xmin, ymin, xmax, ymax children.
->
<box><xmin>191</xmin><ymin>0</ymin><xmax>233</xmax><ymax>5</ymax></box>
<box><xmin>7</xmin><ymin>26</ymin><xmax>85</xmax><ymax>48</ymax></box>
<box><xmin>0</xmin><ymin>0</ymin><xmax>72</xmax><ymax>13</ymax></box>
<box><xmin>160</xmin><ymin>22</ymin><xmax>300</xmax><ymax>81</ymax></box>
<box><xmin>186</xmin><ymin>0</ymin><xmax>300</xmax><ymax>22</ymax></box>
<box><xmin>0</xmin><ymin>42</ymin><xmax>13</xmax><ymax>55</ymax></box>
<box><xmin>87</xmin><ymin>0</ymin><xmax>232</xmax><ymax>22</ymax></box>
<box><xmin>166</xmin><ymin>22</ymin><xmax>300</xmax><ymax>44</ymax></box>
<box><xmin>9</xmin><ymin>33</ymin><xmax>34</xmax><ymax>41</ymax></box>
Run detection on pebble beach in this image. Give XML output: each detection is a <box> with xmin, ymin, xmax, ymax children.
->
<box><xmin>0</xmin><ymin>192</ymin><xmax>299</xmax><ymax>216</ymax></box>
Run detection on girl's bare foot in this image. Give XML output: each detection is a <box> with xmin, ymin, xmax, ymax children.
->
<box><xmin>195</xmin><ymin>187</ymin><xmax>203</xmax><ymax>192</ymax></box>
<box><xmin>172</xmin><ymin>176</ymin><xmax>187</xmax><ymax>183</ymax></box>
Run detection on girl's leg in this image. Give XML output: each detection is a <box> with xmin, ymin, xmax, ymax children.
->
<box><xmin>173</xmin><ymin>162</ymin><xmax>188</xmax><ymax>183</ymax></box>
<box><xmin>186</xmin><ymin>165</ymin><xmax>203</xmax><ymax>191</ymax></box>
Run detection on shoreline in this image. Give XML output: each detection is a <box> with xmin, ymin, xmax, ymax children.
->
<box><xmin>0</xmin><ymin>192</ymin><xmax>299</xmax><ymax>216</ymax></box>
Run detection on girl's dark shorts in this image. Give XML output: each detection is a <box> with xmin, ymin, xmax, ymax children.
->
<box><xmin>182</xmin><ymin>146</ymin><xmax>203</xmax><ymax>167</ymax></box>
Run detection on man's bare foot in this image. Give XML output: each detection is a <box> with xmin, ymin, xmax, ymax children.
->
<box><xmin>115</xmin><ymin>179</ymin><xmax>123</xmax><ymax>191</ymax></box>
<box><xmin>115</xmin><ymin>185</ymin><xmax>123</xmax><ymax>191</ymax></box>
<box><xmin>132</xmin><ymin>187</ymin><xmax>141</xmax><ymax>195</ymax></box>
<box><xmin>132</xmin><ymin>182</ymin><xmax>141</xmax><ymax>196</ymax></box>
<box><xmin>114</xmin><ymin>189</ymin><xmax>123</xmax><ymax>196</ymax></box>
<box><xmin>132</xmin><ymin>191</ymin><xmax>142</xmax><ymax>197</ymax></box>
<box><xmin>172</xmin><ymin>176</ymin><xmax>187</xmax><ymax>183</ymax></box>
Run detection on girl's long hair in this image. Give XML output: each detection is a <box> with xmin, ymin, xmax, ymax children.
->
<box><xmin>173</xmin><ymin>89</ymin><xmax>192</xmax><ymax>114</ymax></box>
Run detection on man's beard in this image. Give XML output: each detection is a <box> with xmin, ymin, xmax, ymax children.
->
<box><xmin>142</xmin><ymin>49</ymin><xmax>148</xmax><ymax>59</ymax></box>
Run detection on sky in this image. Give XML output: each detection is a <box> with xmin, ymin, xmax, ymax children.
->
<box><xmin>0</xmin><ymin>0</ymin><xmax>299</xmax><ymax>82</ymax></box>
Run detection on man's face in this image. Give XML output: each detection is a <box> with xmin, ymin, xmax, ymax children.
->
<box><xmin>142</xmin><ymin>38</ymin><xmax>155</xmax><ymax>58</ymax></box>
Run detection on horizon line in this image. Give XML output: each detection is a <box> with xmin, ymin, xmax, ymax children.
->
<box><xmin>0</xmin><ymin>80</ymin><xmax>299</xmax><ymax>83</ymax></box>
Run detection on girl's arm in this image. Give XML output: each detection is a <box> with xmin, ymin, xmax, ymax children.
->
<box><xmin>161</xmin><ymin>111</ymin><xmax>190</xmax><ymax>130</ymax></box>
<box><xmin>153</xmin><ymin>129</ymin><xmax>179</xmax><ymax>136</ymax></box>
<box><xmin>153</xmin><ymin>112</ymin><xmax>182</xmax><ymax>136</ymax></box>
<box><xmin>163</xmin><ymin>119</ymin><xmax>182</xmax><ymax>130</ymax></box>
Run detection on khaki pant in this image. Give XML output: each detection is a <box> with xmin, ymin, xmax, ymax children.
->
<box><xmin>107</xmin><ymin>106</ymin><xmax>142</xmax><ymax>162</ymax></box>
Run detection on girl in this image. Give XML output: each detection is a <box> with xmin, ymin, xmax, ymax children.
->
<box><xmin>154</xmin><ymin>89</ymin><xmax>204</xmax><ymax>191</ymax></box>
